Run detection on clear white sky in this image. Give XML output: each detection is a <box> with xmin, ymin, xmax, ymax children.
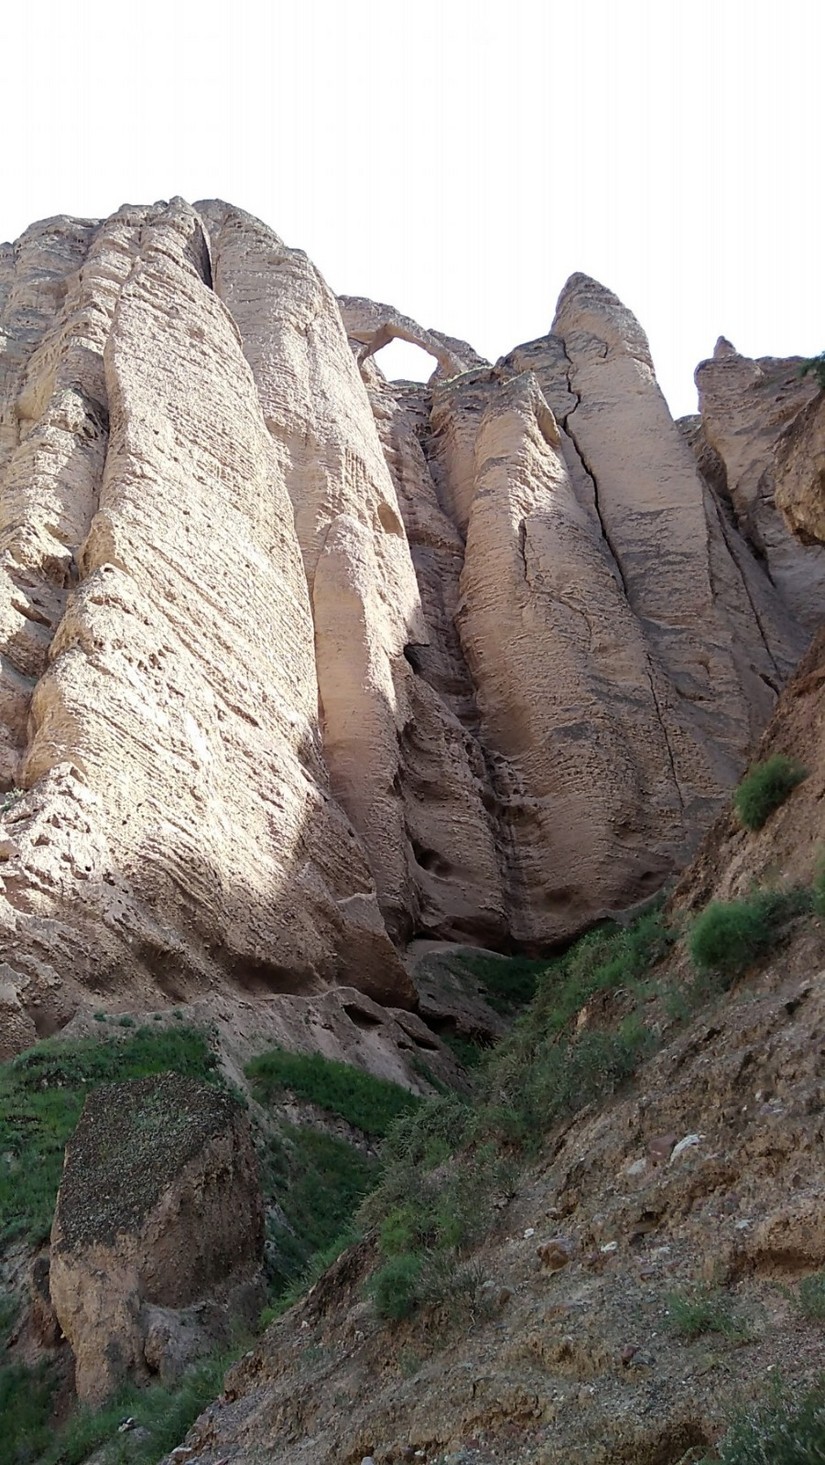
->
<box><xmin>2</xmin><ymin>0</ymin><xmax>822</xmax><ymax>416</ymax></box>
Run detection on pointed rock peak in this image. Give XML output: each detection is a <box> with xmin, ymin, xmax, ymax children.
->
<box><xmin>552</xmin><ymin>273</ymin><xmax>653</xmax><ymax>370</ymax></box>
<box><xmin>713</xmin><ymin>335</ymin><xmax>739</xmax><ymax>359</ymax></box>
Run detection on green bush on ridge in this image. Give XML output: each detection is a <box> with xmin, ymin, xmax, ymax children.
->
<box><xmin>687</xmin><ymin>887</ymin><xmax>811</xmax><ymax>985</ymax></box>
<box><xmin>733</xmin><ymin>754</ymin><xmax>807</xmax><ymax>831</ymax></box>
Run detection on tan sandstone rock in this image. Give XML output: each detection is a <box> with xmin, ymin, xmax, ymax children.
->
<box><xmin>49</xmin><ymin>1072</ymin><xmax>263</xmax><ymax>1403</ymax></box>
<box><xmin>0</xmin><ymin>202</ymin><xmax>821</xmax><ymax>1029</ymax></box>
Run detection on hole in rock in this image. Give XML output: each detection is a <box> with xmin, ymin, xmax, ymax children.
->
<box><xmin>372</xmin><ymin>338</ymin><xmax>437</xmax><ymax>383</ymax></box>
<box><xmin>342</xmin><ymin>1002</ymin><xmax>383</xmax><ymax>1030</ymax></box>
<box><xmin>377</xmin><ymin>502</ymin><xmax>403</xmax><ymax>536</ymax></box>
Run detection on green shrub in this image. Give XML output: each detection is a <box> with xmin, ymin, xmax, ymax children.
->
<box><xmin>801</xmin><ymin>353</ymin><xmax>825</xmax><ymax>391</ymax></box>
<box><xmin>245</xmin><ymin>1048</ymin><xmax>419</xmax><ymax>1137</ymax></box>
<box><xmin>665</xmin><ymin>1285</ymin><xmax>740</xmax><ymax>1340</ymax></box>
<box><xmin>368</xmin><ymin>1252</ymin><xmax>425</xmax><ymax>1320</ymax></box>
<box><xmin>734</xmin><ymin>754</ymin><xmax>807</xmax><ymax>831</ymax></box>
<box><xmin>688</xmin><ymin>887</ymin><xmax>811</xmax><ymax>984</ymax></box>
<box><xmin>798</xmin><ymin>1271</ymin><xmax>825</xmax><ymax>1322</ymax></box>
<box><xmin>708</xmin><ymin>1376</ymin><xmax>825</xmax><ymax>1464</ymax></box>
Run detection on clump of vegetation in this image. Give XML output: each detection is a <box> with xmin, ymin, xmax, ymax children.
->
<box><xmin>446</xmin><ymin>950</ymin><xmax>547</xmax><ymax>1014</ymax></box>
<box><xmin>360</xmin><ymin>908</ymin><xmax>673</xmax><ymax>1321</ymax></box>
<box><xmin>5</xmin><ymin>1343</ymin><xmax>240</xmax><ymax>1465</ymax></box>
<box><xmin>259</xmin><ymin>1124</ymin><xmax>378</xmax><ymax>1297</ymax></box>
<box><xmin>733</xmin><ymin>754</ymin><xmax>807</xmax><ymax>831</ymax></box>
<box><xmin>665</xmin><ymin>1284</ymin><xmax>741</xmax><ymax>1341</ymax></box>
<box><xmin>687</xmin><ymin>887</ymin><xmax>811</xmax><ymax>986</ymax></box>
<box><xmin>705</xmin><ymin>1376</ymin><xmax>825</xmax><ymax>1464</ymax></box>
<box><xmin>0</xmin><ymin>1026</ymin><xmax>221</xmax><ymax>1246</ymax></box>
<box><xmin>798</xmin><ymin>1271</ymin><xmax>825</xmax><ymax>1322</ymax></box>
<box><xmin>245</xmin><ymin>1047</ymin><xmax>419</xmax><ymax>1137</ymax></box>
<box><xmin>368</xmin><ymin>1252</ymin><xmax>425</xmax><ymax>1320</ymax></box>
<box><xmin>800</xmin><ymin>353</ymin><xmax>825</xmax><ymax>391</ymax></box>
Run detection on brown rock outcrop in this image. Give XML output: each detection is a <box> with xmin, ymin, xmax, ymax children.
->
<box><xmin>775</xmin><ymin>388</ymin><xmax>825</xmax><ymax>546</ymax></box>
<box><xmin>49</xmin><ymin>1072</ymin><xmax>263</xmax><ymax>1403</ymax></box>
<box><xmin>693</xmin><ymin>338</ymin><xmax>825</xmax><ymax>627</ymax></box>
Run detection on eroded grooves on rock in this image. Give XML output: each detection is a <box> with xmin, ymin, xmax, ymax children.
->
<box><xmin>0</xmin><ymin>198</ymin><xmax>411</xmax><ymax>1042</ymax></box>
<box><xmin>0</xmin><ymin>198</ymin><xmax>823</xmax><ymax>1040</ymax></box>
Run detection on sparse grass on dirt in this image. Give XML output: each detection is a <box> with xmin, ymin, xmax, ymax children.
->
<box><xmin>687</xmin><ymin>887</ymin><xmax>811</xmax><ymax>986</ymax></box>
<box><xmin>798</xmin><ymin>1271</ymin><xmax>825</xmax><ymax>1322</ymax></box>
<box><xmin>704</xmin><ymin>1375</ymin><xmax>825</xmax><ymax>1464</ymax></box>
<box><xmin>665</xmin><ymin>1284</ymin><xmax>742</xmax><ymax>1341</ymax></box>
<box><xmin>0</xmin><ymin>1026</ymin><xmax>221</xmax><ymax>1247</ymax></box>
<box><xmin>733</xmin><ymin>754</ymin><xmax>807</xmax><ymax>831</ymax></box>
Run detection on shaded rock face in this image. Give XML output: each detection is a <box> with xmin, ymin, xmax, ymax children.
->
<box><xmin>0</xmin><ymin>203</ymin><xmax>821</xmax><ymax>1039</ymax></box>
<box><xmin>49</xmin><ymin>1072</ymin><xmax>263</xmax><ymax>1403</ymax></box>
<box><xmin>692</xmin><ymin>338</ymin><xmax>825</xmax><ymax>628</ymax></box>
<box><xmin>775</xmin><ymin>389</ymin><xmax>825</xmax><ymax>547</ymax></box>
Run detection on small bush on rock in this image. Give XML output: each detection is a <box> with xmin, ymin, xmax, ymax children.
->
<box><xmin>369</xmin><ymin>1252</ymin><xmax>425</xmax><ymax>1320</ymax></box>
<box><xmin>733</xmin><ymin>754</ymin><xmax>807</xmax><ymax>831</ymax></box>
<box><xmin>688</xmin><ymin>887</ymin><xmax>811</xmax><ymax>984</ymax></box>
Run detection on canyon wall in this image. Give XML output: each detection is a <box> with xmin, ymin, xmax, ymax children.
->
<box><xmin>0</xmin><ymin>199</ymin><xmax>821</xmax><ymax>1044</ymax></box>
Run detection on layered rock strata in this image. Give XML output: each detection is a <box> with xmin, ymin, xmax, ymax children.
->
<box><xmin>0</xmin><ymin>201</ymin><xmax>821</xmax><ymax>1040</ymax></box>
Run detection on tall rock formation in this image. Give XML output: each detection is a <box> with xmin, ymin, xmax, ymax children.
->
<box><xmin>0</xmin><ymin>200</ymin><xmax>821</xmax><ymax>1046</ymax></box>
<box><xmin>691</xmin><ymin>337</ymin><xmax>825</xmax><ymax>626</ymax></box>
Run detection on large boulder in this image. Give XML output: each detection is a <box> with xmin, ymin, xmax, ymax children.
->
<box><xmin>49</xmin><ymin>1072</ymin><xmax>264</xmax><ymax>1403</ymax></box>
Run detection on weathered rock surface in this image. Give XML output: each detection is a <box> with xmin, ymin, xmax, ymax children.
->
<box><xmin>775</xmin><ymin>387</ymin><xmax>825</xmax><ymax>546</ymax></box>
<box><xmin>0</xmin><ymin>204</ymin><xmax>823</xmax><ymax>1039</ymax></box>
<box><xmin>693</xmin><ymin>338</ymin><xmax>825</xmax><ymax>627</ymax></box>
<box><xmin>0</xmin><ymin>198</ymin><xmax>413</xmax><ymax>1041</ymax></box>
<box><xmin>49</xmin><ymin>1072</ymin><xmax>263</xmax><ymax>1403</ymax></box>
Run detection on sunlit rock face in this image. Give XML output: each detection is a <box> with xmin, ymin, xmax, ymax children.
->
<box><xmin>0</xmin><ymin>202</ymin><xmax>819</xmax><ymax>1043</ymax></box>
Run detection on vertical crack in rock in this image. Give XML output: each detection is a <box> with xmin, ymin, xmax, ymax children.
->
<box><xmin>559</xmin><ymin>343</ymin><xmax>629</xmax><ymax>600</ymax></box>
<box><xmin>559</xmin><ymin>340</ymin><xmax>686</xmax><ymax>815</ymax></box>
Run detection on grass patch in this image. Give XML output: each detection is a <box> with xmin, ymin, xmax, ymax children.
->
<box><xmin>798</xmin><ymin>1271</ymin><xmax>825</xmax><ymax>1322</ymax></box>
<box><xmin>447</xmin><ymin>951</ymin><xmax>546</xmax><ymax>1015</ymax></box>
<box><xmin>733</xmin><ymin>754</ymin><xmax>807</xmax><ymax>831</ymax></box>
<box><xmin>0</xmin><ymin>1026</ymin><xmax>221</xmax><ymax>1246</ymax></box>
<box><xmin>665</xmin><ymin>1285</ymin><xmax>741</xmax><ymax>1341</ymax></box>
<box><xmin>260</xmin><ymin>1124</ymin><xmax>378</xmax><ymax>1297</ymax></box>
<box><xmin>245</xmin><ymin>1048</ymin><xmax>419</xmax><ymax>1138</ymax></box>
<box><xmin>0</xmin><ymin>1361</ymin><xmax>56</xmax><ymax>1464</ymax></box>
<box><xmin>687</xmin><ymin>887</ymin><xmax>811</xmax><ymax>986</ymax></box>
<box><xmin>706</xmin><ymin>1375</ymin><xmax>825</xmax><ymax>1464</ymax></box>
<box><xmin>360</xmin><ymin>909</ymin><xmax>673</xmax><ymax>1321</ymax></box>
<box><xmin>26</xmin><ymin>1345</ymin><xmax>240</xmax><ymax>1465</ymax></box>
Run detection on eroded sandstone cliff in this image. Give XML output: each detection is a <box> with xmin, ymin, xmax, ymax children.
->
<box><xmin>0</xmin><ymin>199</ymin><xmax>821</xmax><ymax>1044</ymax></box>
